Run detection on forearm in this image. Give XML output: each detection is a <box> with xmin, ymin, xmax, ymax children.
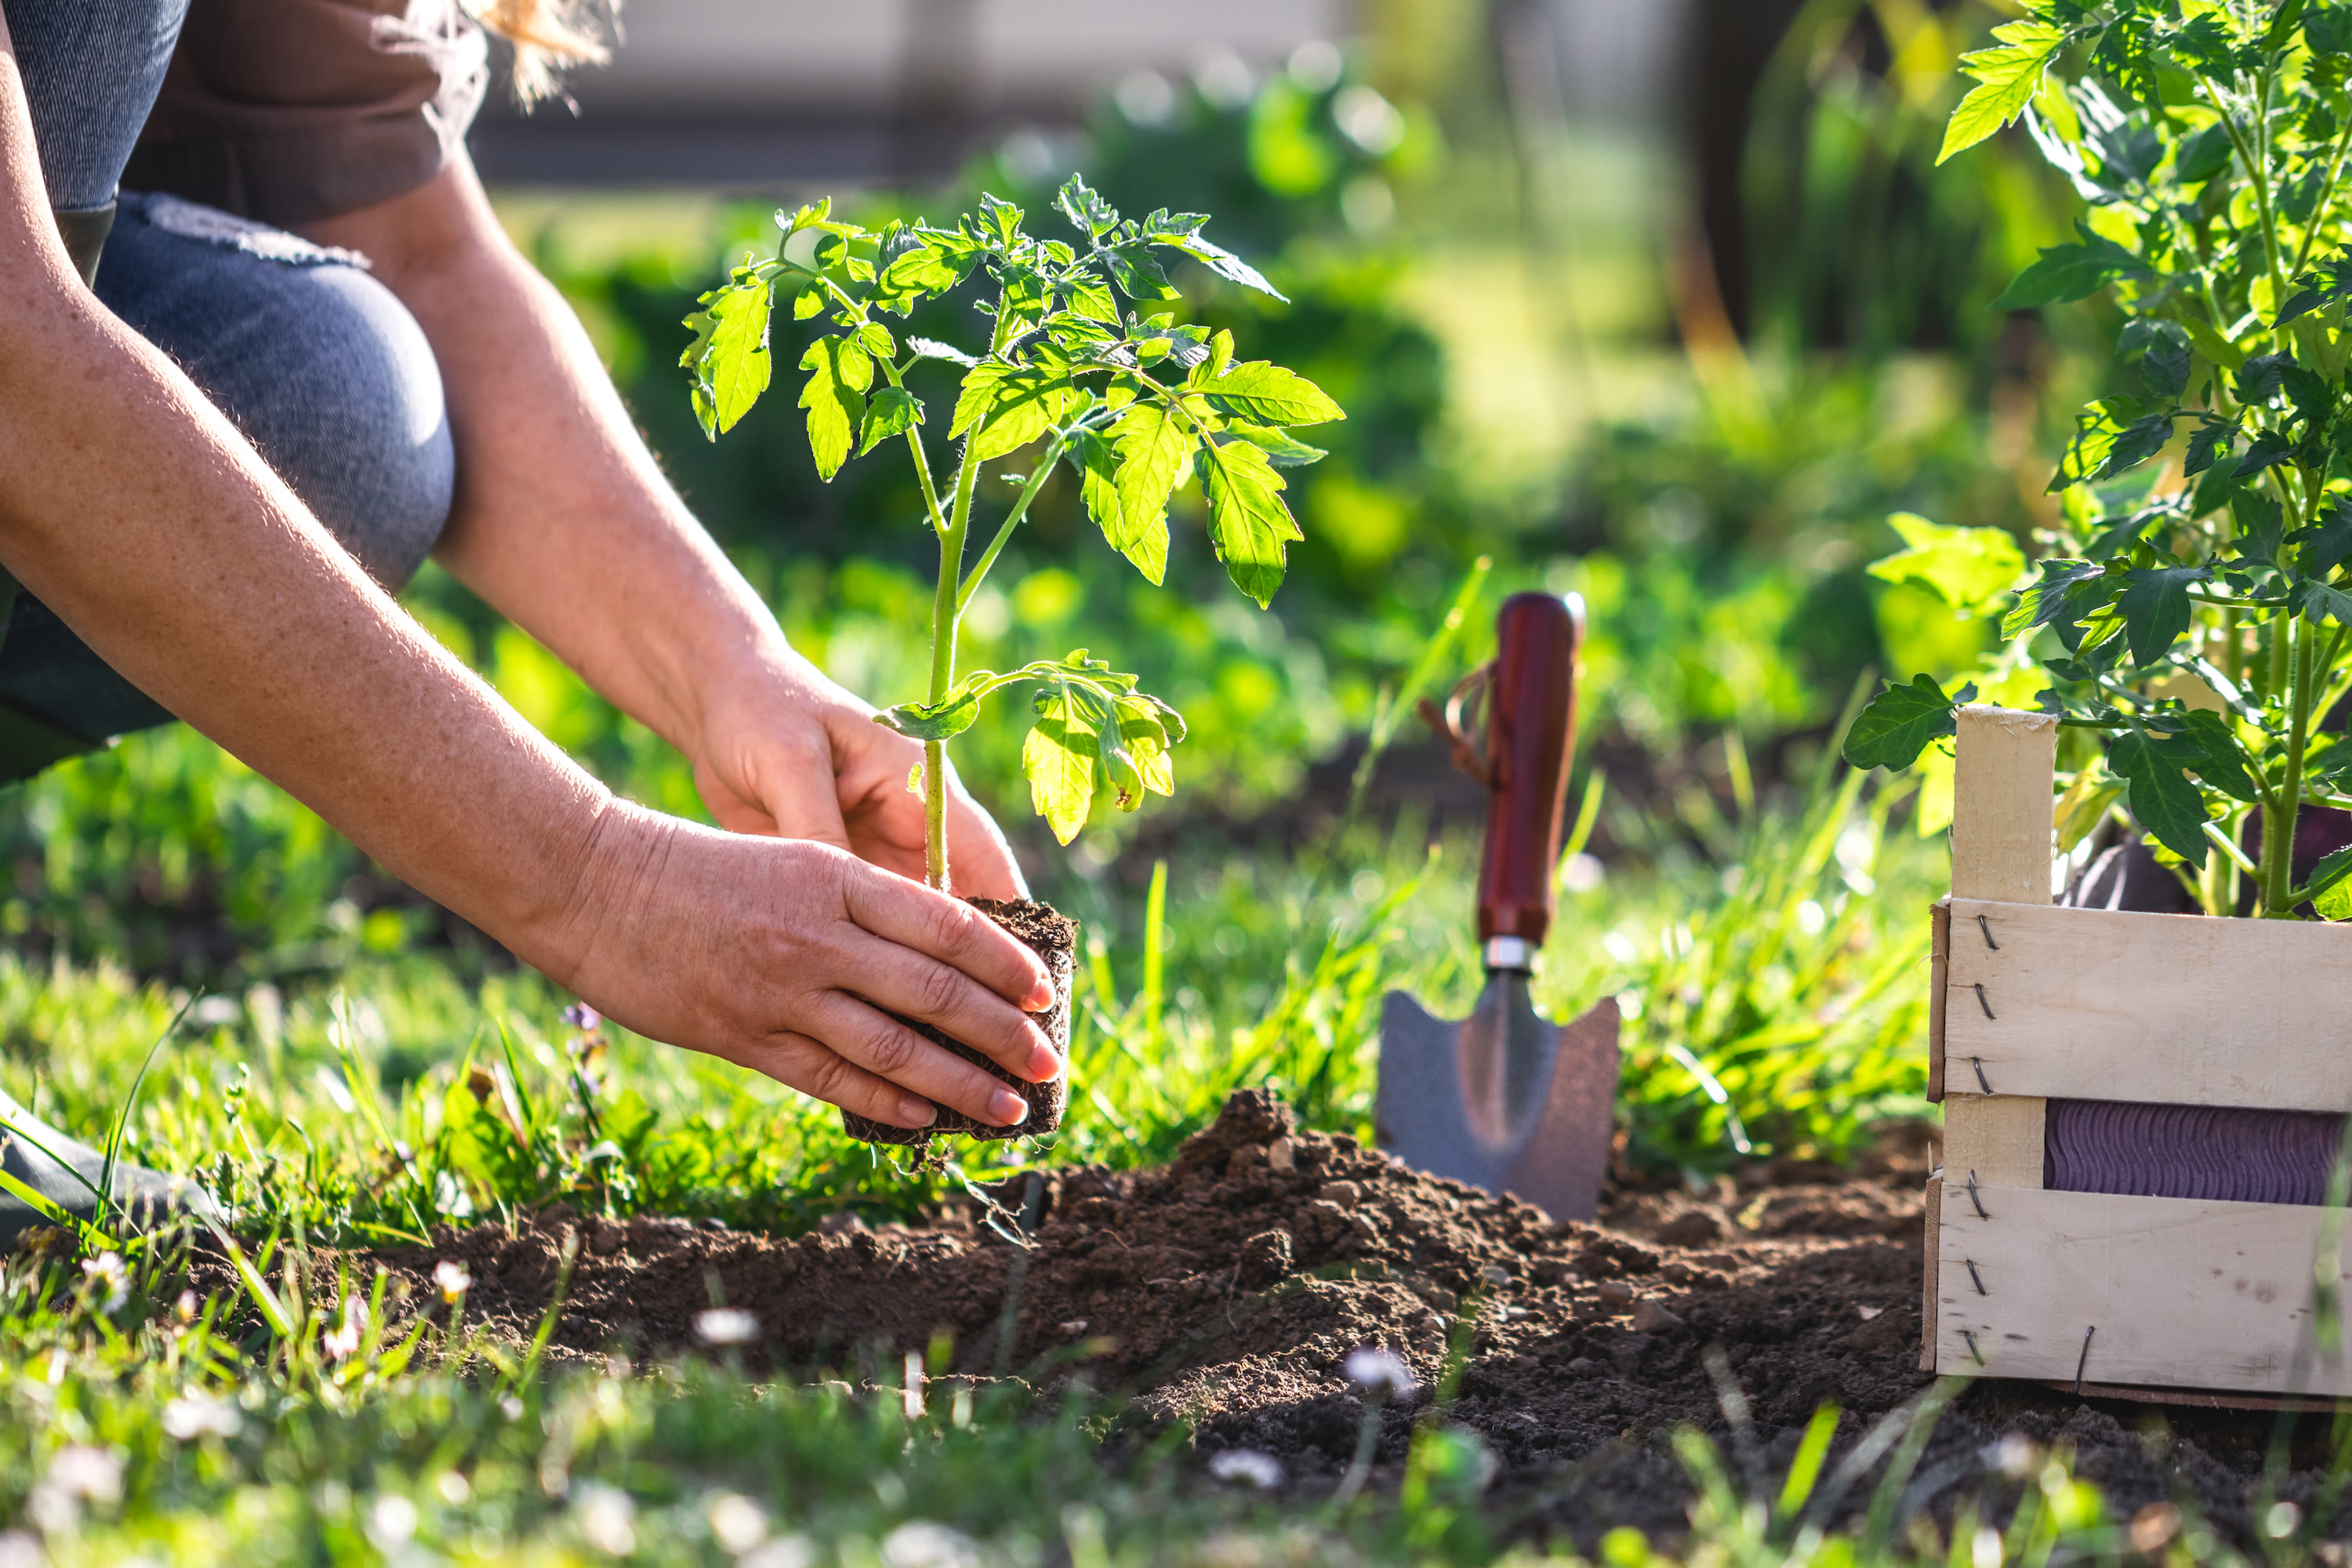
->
<box><xmin>0</xmin><ymin>264</ymin><xmax>622</xmax><ymax>976</ymax></box>
<box><xmin>301</xmin><ymin>163</ymin><xmax>797</xmax><ymax>757</ymax></box>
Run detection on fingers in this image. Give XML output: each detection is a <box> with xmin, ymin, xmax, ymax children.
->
<box><xmin>831</xmin><ymin>934</ymin><xmax>1059</xmax><ymax>1082</ymax></box>
<box><xmin>840</xmin><ymin>868</ymin><xmax>1054</xmax><ymax>1011</ymax></box>
<box><xmin>731</xmin><ymin>1032</ymin><xmax>943</xmax><ymax>1130</ymax></box>
<box><xmin>798</xmin><ymin>996</ymin><xmax>1036</xmax><ymax>1127</ymax></box>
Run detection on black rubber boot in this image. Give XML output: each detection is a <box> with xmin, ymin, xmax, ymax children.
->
<box><xmin>0</xmin><ymin>1085</ymin><xmax>216</xmax><ymax>1246</ymax></box>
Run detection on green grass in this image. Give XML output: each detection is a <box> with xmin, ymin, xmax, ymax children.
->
<box><xmin>0</xmin><ymin>720</ymin><xmax>1992</xmax><ymax>1563</ymax></box>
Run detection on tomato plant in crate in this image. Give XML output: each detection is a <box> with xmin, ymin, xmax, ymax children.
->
<box><xmin>681</xmin><ymin>176</ymin><xmax>1344</xmax><ymax>1140</ymax></box>
<box><xmin>1846</xmin><ymin>0</ymin><xmax>2352</xmax><ymax>919</ymax></box>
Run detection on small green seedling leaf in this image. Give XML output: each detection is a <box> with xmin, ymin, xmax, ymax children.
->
<box><xmin>1023</xmin><ymin>693</ymin><xmax>1098</xmax><ymax>844</ymax></box>
<box><xmin>1193</xmin><ymin>359</ymin><xmax>1346</xmax><ymax>426</ymax></box>
<box><xmin>1940</xmin><ymin>18</ymin><xmax>2067</xmax><ymax>164</ymax></box>
<box><xmin>1842</xmin><ymin>675</ymin><xmax>1969</xmax><ymax>771</ymax></box>
<box><xmin>859</xmin><ymin>386</ymin><xmax>923</xmax><ymax>455</ymax></box>
<box><xmin>799</xmin><ymin>336</ymin><xmax>873</xmax><ymax>480</ymax></box>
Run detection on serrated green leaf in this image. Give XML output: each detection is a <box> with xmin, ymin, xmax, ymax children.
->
<box><xmin>682</xmin><ymin>277</ymin><xmax>775</xmax><ymax>437</ymax></box>
<box><xmin>2096</xmin><ymin>412</ymin><xmax>2175</xmax><ymax>480</ymax></box>
<box><xmin>1225</xmin><ymin>422</ymin><xmax>1327</xmax><ymax>467</ymax></box>
<box><xmin>1022</xmin><ymin>698</ymin><xmax>1096</xmax><ymax>844</ymax></box>
<box><xmin>1992</xmin><ymin>234</ymin><xmax>2149</xmax><ymax>308</ymax></box>
<box><xmin>2174</xmin><ymin>710</ymin><xmax>2261</xmax><ymax>802</ymax></box>
<box><xmin>1105</xmin><ymin>242</ymin><xmax>1178</xmax><ymax>299</ymax></box>
<box><xmin>1195</xmin><ymin>360</ymin><xmax>1346</xmax><ymax>426</ymax></box>
<box><xmin>858</xmin><ymin>385</ymin><xmax>923</xmax><ymax>455</ymax></box>
<box><xmin>1076</xmin><ymin>429</ymin><xmax>1167</xmax><ymax>584</ymax></box>
<box><xmin>1865</xmin><ymin>512</ymin><xmax>2026</xmax><ymax>616</ymax></box>
<box><xmin>2107</xmin><ymin>728</ymin><xmax>2210</xmax><ymax>868</ymax></box>
<box><xmin>2297</xmin><ymin>497</ymin><xmax>2352</xmax><ymax>577</ymax></box>
<box><xmin>1940</xmin><ymin>19</ymin><xmax>2066</xmax><ymax>164</ymax></box>
<box><xmin>2311</xmin><ymin>844</ymin><xmax>2352</xmax><ymax>918</ymax></box>
<box><xmin>874</xmin><ymin>688</ymin><xmax>982</xmax><ymax>742</ymax></box>
<box><xmin>949</xmin><ymin>364</ymin><xmax>1072</xmax><ymax>460</ymax></box>
<box><xmin>2303</xmin><ymin>579</ymin><xmax>2352</xmax><ymax>626</ymax></box>
<box><xmin>2116</xmin><ymin>566</ymin><xmax>2205</xmax><ymax>668</ymax></box>
<box><xmin>798</xmin><ymin>336</ymin><xmax>872</xmax><ymax>481</ymax></box>
<box><xmin>1841</xmin><ymin>674</ymin><xmax>1962</xmax><ymax>771</ymax></box>
<box><xmin>1055</xmin><ymin>174</ymin><xmax>1120</xmax><ymax>239</ymax></box>
<box><xmin>1151</xmin><ymin>227</ymin><xmax>1287</xmax><ymax>302</ymax></box>
<box><xmin>1111</xmin><ymin>404</ymin><xmax>1194</xmax><ymax>575</ymax></box>
<box><xmin>1199</xmin><ymin>438</ymin><xmax>1301</xmax><ymax>608</ymax></box>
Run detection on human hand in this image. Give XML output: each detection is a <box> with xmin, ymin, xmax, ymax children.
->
<box><xmin>537</xmin><ymin>805</ymin><xmax>1058</xmax><ymax>1129</ymax></box>
<box><xmin>688</xmin><ymin>652</ymin><xmax>1027</xmax><ymax>900</ymax></box>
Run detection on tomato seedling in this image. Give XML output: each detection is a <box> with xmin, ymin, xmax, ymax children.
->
<box><xmin>1846</xmin><ymin>1</ymin><xmax>2352</xmax><ymax>917</ymax></box>
<box><xmin>683</xmin><ymin>176</ymin><xmax>1344</xmax><ymax>888</ymax></box>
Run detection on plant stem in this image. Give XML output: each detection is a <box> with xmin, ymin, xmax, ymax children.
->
<box><xmin>925</xmin><ymin>439</ymin><xmax>983</xmax><ymax>891</ymax></box>
<box><xmin>2265</xmin><ymin>608</ymin><xmax>2316</xmax><ymax>916</ymax></box>
<box><xmin>957</xmin><ymin>436</ymin><xmax>1071</xmax><ymax>614</ymax></box>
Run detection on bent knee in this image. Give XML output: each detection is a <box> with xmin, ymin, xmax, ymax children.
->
<box><xmin>96</xmin><ymin>194</ymin><xmax>455</xmax><ymax>588</ymax></box>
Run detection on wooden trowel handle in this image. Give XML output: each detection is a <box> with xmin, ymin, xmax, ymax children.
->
<box><xmin>1476</xmin><ymin>592</ymin><xmax>1583</xmax><ymax>949</ymax></box>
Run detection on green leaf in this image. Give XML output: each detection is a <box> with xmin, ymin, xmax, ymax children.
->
<box><xmin>2301</xmin><ymin>579</ymin><xmax>2352</xmax><ymax>626</ymax></box>
<box><xmin>858</xmin><ymin>385</ymin><xmax>923</xmax><ymax>456</ymax></box>
<box><xmin>874</xmin><ymin>689</ymin><xmax>982</xmax><ymax>742</ymax></box>
<box><xmin>1149</xmin><ymin>227</ymin><xmax>1287</xmax><ymax>302</ymax></box>
<box><xmin>1111</xmin><ymin>403</ymin><xmax>1195</xmax><ymax>570</ymax></box>
<box><xmin>2184</xmin><ymin>417</ymin><xmax>2238</xmax><ymax>477</ymax></box>
<box><xmin>873</xmin><ymin>243</ymin><xmax>977</xmax><ymax>314</ymax></box>
<box><xmin>2238</xmin><ymin>428</ymin><xmax>2297</xmax><ymax>476</ymax></box>
<box><xmin>1992</xmin><ymin>233</ymin><xmax>2150</xmax><ymax>308</ymax></box>
<box><xmin>681</xmin><ymin>276</ymin><xmax>775</xmax><ymax>437</ymax></box>
<box><xmin>2116</xmin><ymin>566</ymin><xmax>2206</xmax><ymax>668</ymax></box>
<box><xmin>2003</xmin><ymin>557</ymin><xmax>2106</xmax><ymax>637</ymax></box>
<box><xmin>2311</xmin><ymin>844</ymin><xmax>2352</xmax><ymax>919</ymax></box>
<box><xmin>1864</xmin><ymin>512</ymin><xmax>2026</xmax><ymax>616</ymax></box>
<box><xmin>1055</xmin><ymin>174</ymin><xmax>1120</xmax><ymax>239</ymax></box>
<box><xmin>977</xmin><ymin>192</ymin><xmax>1025</xmax><ymax>248</ymax></box>
<box><xmin>1225</xmin><ymin>422</ymin><xmax>1328</xmax><ymax>467</ymax></box>
<box><xmin>1076</xmin><ymin>429</ymin><xmax>1167</xmax><ymax>584</ymax></box>
<box><xmin>1022</xmin><ymin>696</ymin><xmax>1097</xmax><ymax>844</ymax></box>
<box><xmin>2096</xmin><ymin>412</ymin><xmax>2176</xmax><ymax>480</ymax></box>
<box><xmin>1194</xmin><ymin>360</ymin><xmax>1346</xmax><ymax>426</ymax></box>
<box><xmin>2296</xmin><ymin>497</ymin><xmax>2352</xmax><ymax>577</ymax></box>
<box><xmin>1199</xmin><ymin>438</ymin><xmax>1301</xmax><ymax>608</ymax></box>
<box><xmin>1104</xmin><ymin>242</ymin><xmax>1178</xmax><ymax>300</ymax></box>
<box><xmin>1841</xmin><ymin>674</ymin><xmax>1965</xmax><ymax>771</ymax></box>
<box><xmin>1940</xmin><ymin>19</ymin><xmax>2066</xmax><ymax>164</ymax></box>
<box><xmin>798</xmin><ymin>336</ymin><xmax>873</xmax><ymax>481</ymax></box>
<box><xmin>2173</xmin><ymin>710</ymin><xmax>2261</xmax><ymax>803</ymax></box>
<box><xmin>949</xmin><ymin>364</ymin><xmax>1072</xmax><ymax>461</ymax></box>
<box><xmin>2107</xmin><ymin>728</ymin><xmax>2211</xmax><ymax>868</ymax></box>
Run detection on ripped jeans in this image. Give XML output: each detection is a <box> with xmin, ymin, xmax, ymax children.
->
<box><xmin>0</xmin><ymin>191</ymin><xmax>455</xmax><ymax>759</ymax></box>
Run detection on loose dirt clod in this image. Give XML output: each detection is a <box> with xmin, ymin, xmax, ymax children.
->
<box><xmin>330</xmin><ymin>1092</ymin><xmax>2352</xmax><ymax>1546</ymax></box>
<box><xmin>840</xmin><ymin>897</ymin><xmax>1077</xmax><ymax>1147</ymax></box>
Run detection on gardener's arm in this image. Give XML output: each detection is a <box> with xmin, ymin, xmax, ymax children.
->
<box><xmin>0</xmin><ymin>34</ymin><xmax>1054</xmax><ymax>1132</ymax></box>
<box><xmin>294</xmin><ymin>155</ymin><xmax>1028</xmax><ymax>901</ymax></box>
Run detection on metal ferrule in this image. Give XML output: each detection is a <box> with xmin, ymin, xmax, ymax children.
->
<box><xmin>1483</xmin><ymin>935</ymin><xmax>1532</xmax><ymax>972</ymax></box>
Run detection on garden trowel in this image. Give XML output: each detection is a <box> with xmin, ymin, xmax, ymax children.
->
<box><xmin>1375</xmin><ymin>592</ymin><xmax>1621</xmax><ymax>1222</ymax></box>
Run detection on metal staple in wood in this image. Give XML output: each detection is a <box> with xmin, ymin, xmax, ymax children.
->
<box><xmin>1962</xmin><ymin>1328</ymin><xmax>1984</xmax><ymax>1366</ymax></box>
<box><xmin>1974</xmin><ymin>983</ymin><xmax>1994</xmax><ymax>1020</ymax></box>
<box><xmin>1977</xmin><ymin>913</ymin><xmax>1998</xmax><ymax>949</ymax></box>
<box><xmin>2074</xmin><ymin>1325</ymin><xmax>2095</xmax><ymax>1396</ymax></box>
<box><xmin>1972</xmin><ymin>1056</ymin><xmax>1991</xmax><ymax>1093</ymax></box>
<box><xmin>1967</xmin><ymin>1170</ymin><xmax>1987</xmax><ymax>1219</ymax></box>
<box><xmin>1965</xmin><ymin>1258</ymin><xmax>1985</xmax><ymax>1295</ymax></box>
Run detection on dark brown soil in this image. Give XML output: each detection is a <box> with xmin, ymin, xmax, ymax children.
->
<box><xmin>841</xmin><ymin>897</ymin><xmax>1076</xmax><ymax>1147</ymax></box>
<box><xmin>332</xmin><ymin>1092</ymin><xmax>2352</xmax><ymax>1546</ymax></box>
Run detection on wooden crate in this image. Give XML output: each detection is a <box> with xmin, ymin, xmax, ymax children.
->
<box><xmin>1923</xmin><ymin>706</ymin><xmax>2352</xmax><ymax>1399</ymax></box>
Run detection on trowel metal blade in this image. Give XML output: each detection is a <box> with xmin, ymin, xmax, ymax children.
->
<box><xmin>1374</xmin><ymin>983</ymin><xmax>1621</xmax><ymax>1221</ymax></box>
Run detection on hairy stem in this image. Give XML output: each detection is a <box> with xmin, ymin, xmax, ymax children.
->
<box><xmin>958</xmin><ymin>436</ymin><xmax>1073</xmax><ymax>615</ymax></box>
<box><xmin>925</xmin><ymin>438</ymin><xmax>983</xmax><ymax>891</ymax></box>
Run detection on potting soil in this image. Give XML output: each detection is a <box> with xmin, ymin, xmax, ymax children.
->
<box><xmin>349</xmin><ymin>1091</ymin><xmax>2350</xmax><ymax>1545</ymax></box>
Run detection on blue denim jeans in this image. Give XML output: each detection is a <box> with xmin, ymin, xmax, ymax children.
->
<box><xmin>0</xmin><ymin>1</ymin><xmax>456</xmax><ymax>759</ymax></box>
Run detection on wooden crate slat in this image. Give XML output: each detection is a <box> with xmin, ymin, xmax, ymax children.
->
<box><xmin>1935</xmin><ymin>1184</ymin><xmax>2352</xmax><ymax>1395</ymax></box>
<box><xmin>1944</xmin><ymin>897</ymin><xmax>2352</xmax><ymax>1109</ymax></box>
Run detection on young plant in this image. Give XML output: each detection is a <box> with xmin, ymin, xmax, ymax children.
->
<box><xmin>681</xmin><ymin>176</ymin><xmax>1344</xmax><ymax>889</ymax></box>
<box><xmin>1845</xmin><ymin>2</ymin><xmax>2352</xmax><ymax>917</ymax></box>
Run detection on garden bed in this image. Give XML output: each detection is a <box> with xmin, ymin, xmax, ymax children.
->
<box><xmin>310</xmin><ymin>1093</ymin><xmax>2347</xmax><ymax>1544</ymax></box>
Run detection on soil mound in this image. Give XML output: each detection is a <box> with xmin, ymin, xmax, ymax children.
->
<box><xmin>347</xmin><ymin>1092</ymin><xmax>2350</xmax><ymax>1544</ymax></box>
